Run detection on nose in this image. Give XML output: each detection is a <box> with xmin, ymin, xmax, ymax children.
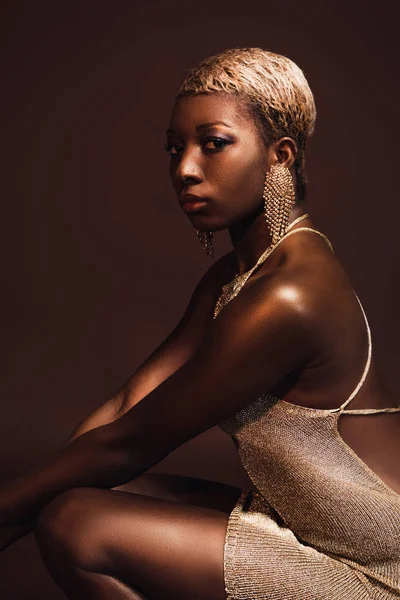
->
<box><xmin>173</xmin><ymin>147</ymin><xmax>203</xmax><ymax>187</ymax></box>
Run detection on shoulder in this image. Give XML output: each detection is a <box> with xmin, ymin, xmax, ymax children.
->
<box><xmin>207</xmin><ymin>271</ymin><xmax>316</xmax><ymax>370</ymax></box>
<box><xmin>212</xmin><ymin>242</ymin><xmax>343</xmax><ymax>356</ymax></box>
<box><xmin>252</xmin><ymin>229</ymin><xmax>343</xmax><ymax>318</ymax></box>
<box><xmin>229</xmin><ymin>259</ymin><xmax>323</xmax><ymax>323</ymax></box>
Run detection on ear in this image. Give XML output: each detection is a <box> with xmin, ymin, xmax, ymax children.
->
<box><xmin>274</xmin><ymin>137</ymin><xmax>298</xmax><ymax>169</ymax></box>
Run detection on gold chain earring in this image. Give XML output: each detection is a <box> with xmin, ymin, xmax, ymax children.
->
<box><xmin>196</xmin><ymin>230</ymin><xmax>215</xmax><ymax>258</ymax></box>
<box><xmin>263</xmin><ymin>163</ymin><xmax>296</xmax><ymax>246</ymax></box>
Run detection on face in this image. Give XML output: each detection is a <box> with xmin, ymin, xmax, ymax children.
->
<box><xmin>165</xmin><ymin>93</ymin><xmax>273</xmax><ymax>232</ymax></box>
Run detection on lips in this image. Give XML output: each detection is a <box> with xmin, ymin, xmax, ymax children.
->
<box><xmin>180</xmin><ymin>194</ymin><xmax>209</xmax><ymax>213</ymax></box>
<box><xmin>180</xmin><ymin>193</ymin><xmax>209</xmax><ymax>205</ymax></box>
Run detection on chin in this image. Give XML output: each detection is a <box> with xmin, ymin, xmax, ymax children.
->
<box><xmin>190</xmin><ymin>218</ymin><xmax>230</xmax><ymax>234</ymax></box>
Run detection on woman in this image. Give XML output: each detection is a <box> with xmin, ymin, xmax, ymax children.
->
<box><xmin>1</xmin><ymin>47</ymin><xmax>399</xmax><ymax>600</ymax></box>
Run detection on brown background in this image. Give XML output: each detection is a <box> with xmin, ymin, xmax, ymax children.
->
<box><xmin>0</xmin><ymin>0</ymin><xmax>399</xmax><ymax>597</ymax></box>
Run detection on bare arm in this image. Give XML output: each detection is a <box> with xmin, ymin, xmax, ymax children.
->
<box><xmin>59</xmin><ymin>256</ymin><xmax>225</xmax><ymax>449</ymax></box>
<box><xmin>0</xmin><ymin>272</ymin><xmax>319</xmax><ymax>529</ymax></box>
<box><xmin>0</xmin><ymin>257</ymin><xmax>226</xmax><ymax>550</ymax></box>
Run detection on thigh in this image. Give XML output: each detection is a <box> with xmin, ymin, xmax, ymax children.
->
<box><xmin>35</xmin><ymin>486</ymin><xmax>235</xmax><ymax>600</ymax></box>
<box><xmin>113</xmin><ymin>472</ymin><xmax>243</xmax><ymax>513</ymax></box>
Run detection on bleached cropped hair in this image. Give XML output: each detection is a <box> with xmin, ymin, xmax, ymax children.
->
<box><xmin>176</xmin><ymin>47</ymin><xmax>317</xmax><ymax>202</ymax></box>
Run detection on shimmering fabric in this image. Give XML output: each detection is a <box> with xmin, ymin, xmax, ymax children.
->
<box><xmin>219</xmin><ymin>394</ymin><xmax>400</xmax><ymax>599</ymax></box>
<box><xmin>217</xmin><ymin>229</ymin><xmax>400</xmax><ymax>599</ymax></box>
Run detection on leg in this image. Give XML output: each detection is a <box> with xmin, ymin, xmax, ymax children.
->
<box><xmin>34</xmin><ymin>485</ymin><xmax>239</xmax><ymax>600</ymax></box>
<box><xmin>113</xmin><ymin>471</ymin><xmax>244</xmax><ymax>512</ymax></box>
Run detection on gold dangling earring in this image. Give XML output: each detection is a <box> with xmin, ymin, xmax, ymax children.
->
<box><xmin>263</xmin><ymin>163</ymin><xmax>296</xmax><ymax>246</ymax></box>
<box><xmin>196</xmin><ymin>230</ymin><xmax>215</xmax><ymax>258</ymax></box>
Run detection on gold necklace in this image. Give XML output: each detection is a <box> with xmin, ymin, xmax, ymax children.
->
<box><xmin>213</xmin><ymin>214</ymin><xmax>334</xmax><ymax>319</ymax></box>
<box><xmin>230</xmin><ymin>213</ymin><xmax>310</xmax><ymax>282</ymax></box>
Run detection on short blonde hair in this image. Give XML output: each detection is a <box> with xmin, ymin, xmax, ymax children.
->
<box><xmin>176</xmin><ymin>47</ymin><xmax>316</xmax><ymax>201</ymax></box>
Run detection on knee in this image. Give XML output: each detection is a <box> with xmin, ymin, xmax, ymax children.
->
<box><xmin>34</xmin><ymin>487</ymin><xmax>102</xmax><ymax>569</ymax></box>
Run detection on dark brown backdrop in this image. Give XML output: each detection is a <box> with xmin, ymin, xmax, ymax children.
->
<box><xmin>0</xmin><ymin>1</ymin><xmax>399</xmax><ymax>597</ymax></box>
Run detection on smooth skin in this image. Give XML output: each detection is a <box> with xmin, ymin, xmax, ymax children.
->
<box><xmin>1</xmin><ymin>92</ymin><xmax>399</xmax><ymax>599</ymax></box>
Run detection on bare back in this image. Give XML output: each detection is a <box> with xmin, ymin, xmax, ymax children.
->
<box><xmin>213</xmin><ymin>228</ymin><xmax>400</xmax><ymax>496</ymax></box>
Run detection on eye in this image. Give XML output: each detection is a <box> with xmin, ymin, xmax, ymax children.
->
<box><xmin>203</xmin><ymin>137</ymin><xmax>230</xmax><ymax>151</ymax></box>
<box><xmin>164</xmin><ymin>142</ymin><xmax>181</xmax><ymax>156</ymax></box>
<box><xmin>163</xmin><ymin>137</ymin><xmax>231</xmax><ymax>157</ymax></box>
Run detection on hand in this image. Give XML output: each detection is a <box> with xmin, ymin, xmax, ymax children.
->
<box><xmin>0</xmin><ymin>518</ymin><xmax>35</xmax><ymax>553</ymax></box>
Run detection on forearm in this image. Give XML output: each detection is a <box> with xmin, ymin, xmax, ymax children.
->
<box><xmin>61</xmin><ymin>372</ymin><xmax>159</xmax><ymax>450</ymax></box>
<box><xmin>61</xmin><ymin>395</ymin><xmax>123</xmax><ymax>449</ymax></box>
<box><xmin>0</xmin><ymin>403</ymin><xmax>133</xmax><ymax>547</ymax></box>
<box><xmin>0</xmin><ymin>335</ymin><xmax>187</xmax><ymax>527</ymax></box>
<box><xmin>0</xmin><ymin>425</ymin><xmax>147</xmax><ymax>526</ymax></box>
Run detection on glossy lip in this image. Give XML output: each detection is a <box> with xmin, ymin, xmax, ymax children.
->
<box><xmin>181</xmin><ymin>201</ymin><xmax>208</xmax><ymax>213</ymax></box>
<box><xmin>180</xmin><ymin>193</ymin><xmax>209</xmax><ymax>205</ymax></box>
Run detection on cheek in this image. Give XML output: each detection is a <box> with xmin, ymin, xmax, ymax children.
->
<box><xmin>213</xmin><ymin>152</ymin><xmax>265</xmax><ymax>210</ymax></box>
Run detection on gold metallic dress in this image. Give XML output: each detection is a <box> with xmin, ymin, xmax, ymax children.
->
<box><xmin>217</xmin><ymin>229</ymin><xmax>400</xmax><ymax>600</ymax></box>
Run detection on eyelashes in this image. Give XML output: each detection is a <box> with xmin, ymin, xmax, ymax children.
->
<box><xmin>164</xmin><ymin>137</ymin><xmax>231</xmax><ymax>156</ymax></box>
<box><xmin>164</xmin><ymin>142</ymin><xmax>178</xmax><ymax>155</ymax></box>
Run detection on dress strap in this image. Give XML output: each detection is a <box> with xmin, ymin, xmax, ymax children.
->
<box><xmin>336</xmin><ymin>407</ymin><xmax>400</xmax><ymax>414</ymax></box>
<box><xmin>275</xmin><ymin>227</ymin><xmax>335</xmax><ymax>255</ymax></box>
<box><xmin>331</xmin><ymin>293</ymin><xmax>400</xmax><ymax>415</ymax></box>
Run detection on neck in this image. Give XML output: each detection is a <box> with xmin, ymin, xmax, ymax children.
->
<box><xmin>228</xmin><ymin>204</ymin><xmax>309</xmax><ymax>275</ymax></box>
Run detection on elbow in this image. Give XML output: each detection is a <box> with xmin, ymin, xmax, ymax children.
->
<box><xmin>95</xmin><ymin>423</ymin><xmax>167</xmax><ymax>484</ymax></box>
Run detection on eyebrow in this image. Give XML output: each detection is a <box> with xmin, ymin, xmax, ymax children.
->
<box><xmin>166</xmin><ymin>121</ymin><xmax>233</xmax><ymax>134</ymax></box>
